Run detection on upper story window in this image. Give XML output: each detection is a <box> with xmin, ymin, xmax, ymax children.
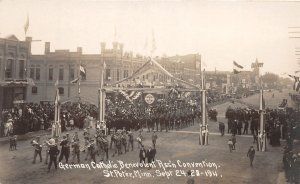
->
<box><xmin>69</xmin><ymin>68</ymin><xmax>75</xmax><ymax>81</ymax></box>
<box><xmin>5</xmin><ymin>59</ymin><xmax>13</xmax><ymax>78</ymax></box>
<box><xmin>58</xmin><ymin>87</ymin><xmax>64</xmax><ymax>95</ymax></box>
<box><xmin>105</xmin><ymin>69</ymin><xmax>111</xmax><ymax>80</ymax></box>
<box><xmin>19</xmin><ymin>60</ymin><xmax>25</xmax><ymax>79</ymax></box>
<box><xmin>59</xmin><ymin>68</ymin><xmax>64</xmax><ymax>81</ymax></box>
<box><xmin>29</xmin><ymin>65</ymin><xmax>41</xmax><ymax>81</ymax></box>
<box><xmin>49</xmin><ymin>68</ymin><xmax>53</xmax><ymax>81</ymax></box>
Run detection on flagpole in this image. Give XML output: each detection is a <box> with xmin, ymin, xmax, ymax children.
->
<box><xmin>78</xmin><ymin>61</ymin><xmax>81</xmax><ymax>100</ymax></box>
<box><xmin>257</xmin><ymin>60</ymin><xmax>266</xmax><ymax>152</ymax></box>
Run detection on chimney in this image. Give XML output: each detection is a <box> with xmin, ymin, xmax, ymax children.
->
<box><xmin>77</xmin><ymin>47</ymin><xmax>82</xmax><ymax>53</ymax></box>
<box><xmin>25</xmin><ymin>37</ymin><xmax>32</xmax><ymax>42</ymax></box>
<box><xmin>45</xmin><ymin>42</ymin><xmax>50</xmax><ymax>54</ymax></box>
<box><xmin>112</xmin><ymin>42</ymin><xmax>118</xmax><ymax>51</ymax></box>
<box><xmin>119</xmin><ymin>43</ymin><xmax>124</xmax><ymax>55</ymax></box>
<box><xmin>101</xmin><ymin>42</ymin><xmax>106</xmax><ymax>53</ymax></box>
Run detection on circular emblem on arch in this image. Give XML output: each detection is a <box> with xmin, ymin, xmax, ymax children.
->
<box><xmin>144</xmin><ymin>94</ymin><xmax>155</xmax><ymax>105</ymax></box>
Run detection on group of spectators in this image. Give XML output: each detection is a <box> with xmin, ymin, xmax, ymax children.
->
<box><xmin>224</xmin><ymin>105</ymin><xmax>300</xmax><ymax>183</ymax></box>
<box><xmin>0</xmin><ymin>102</ymin><xmax>98</xmax><ymax>137</ymax></box>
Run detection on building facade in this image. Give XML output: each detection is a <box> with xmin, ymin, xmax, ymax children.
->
<box><xmin>0</xmin><ymin>35</ymin><xmax>31</xmax><ymax>112</ymax></box>
<box><xmin>27</xmin><ymin>41</ymin><xmax>202</xmax><ymax>105</ymax></box>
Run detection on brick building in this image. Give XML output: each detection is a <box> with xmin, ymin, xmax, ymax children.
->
<box><xmin>27</xmin><ymin>41</ymin><xmax>201</xmax><ymax>104</ymax></box>
<box><xmin>0</xmin><ymin>35</ymin><xmax>31</xmax><ymax>112</ymax></box>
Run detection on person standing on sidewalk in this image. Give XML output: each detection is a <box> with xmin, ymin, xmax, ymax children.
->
<box><xmin>247</xmin><ymin>146</ymin><xmax>255</xmax><ymax>167</ymax></box>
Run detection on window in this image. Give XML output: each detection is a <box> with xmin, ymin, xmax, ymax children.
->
<box><xmin>19</xmin><ymin>60</ymin><xmax>25</xmax><ymax>78</ymax></box>
<box><xmin>49</xmin><ymin>68</ymin><xmax>53</xmax><ymax>80</ymax></box>
<box><xmin>59</xmin><ymin>68</ymin><xmax>64</xmax><ymax>81</ymax></box>
<box><xmin>105</xmin><ymin>69</ymin><xmax>111</xmax><ymax>80</ymax></box>
<box><xmin>5</xmin><ymin>59</ymin><xmax>13</xmax><ymax>78</ymax></box>
<box><xmin>70</xmin><ymin>68</ymin><xmax>75</xmax><ymax>81</ymax></box>
<box><xmin>58</xmin><ymin>87</ymin><xmax>64</xmax><ymax>95</ymax></box>
<box><xmin>117</xmin><ymin>69</ymin><xmax>120</xmax><ymax>81</ymax></box>
<box><xmin>124</xmin><ymin>70</ymin><xmax>129</xmax><ymax>78</ymax></box>
<box><xmin>35</xmin><ymin>68</ymin><xmax>40</xmax><ymax>81</ymax></box>
<box><xmin>32</xmin><ymin>86</ymin><xmax>38</xmax><ymax>94</ymax></box>
<box><xmin>30</xmin><ymin>68</ymin><xmax>34</xmax><ymax>79</ymax></box>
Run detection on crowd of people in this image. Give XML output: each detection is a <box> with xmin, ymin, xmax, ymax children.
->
<box><xmin>223</xmin><ymin>105</ymin><xmax>300</xmax><ymax>183</ymax></box>
<box><xmin>0</xmin><ymin>102</ymin><xmax>98</xmax><ymax>137</ymax></box>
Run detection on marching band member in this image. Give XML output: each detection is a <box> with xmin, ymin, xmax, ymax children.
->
<box><xmin>48</xmin><ymin>138</ymin><xmax>59</xmax><ymax>172</ymax></box>
<box><xmin>31</xmin><ymin>136</ymin><xmax>42</xmax><ymax>164</ymax></box>
<box><xmin>58</xmin><ymin>136</ymin><xmax>69</xmax><ymax>163</ymax></box>
<box><xmin>43</xmin><ymin>136</ymin><xmax>51</xmax><ymax>164</ymax></box>
<box><xmin>71</xmin><ymin>139</ymin><xmax>80</xmax><ymax>164</ymax></box>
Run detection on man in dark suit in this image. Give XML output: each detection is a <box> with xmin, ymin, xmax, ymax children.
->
<box><xmin>247</xmin><ymin>146</ymin><xmax>255</xmax><ymax>167</ymax></box>
<box><xmin>139</xmin><ymin>145</ymin><xmax>146</xmax><ymax>164</ymax></box>
<box><xmin>146</xmin><ymin>146</ymin><xmax>155</xmax><ymax>169</ymax></box>
<box><xmin>146</xmin><ymin>146</ymin><xmax>154</xmax><ymax>163</ymax></box>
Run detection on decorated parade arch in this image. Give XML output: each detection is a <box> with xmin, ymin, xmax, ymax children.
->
<box><xmin>98</xmin><ymin>57</ymin><xmax>209</xmax><ymax>145</ymax></box>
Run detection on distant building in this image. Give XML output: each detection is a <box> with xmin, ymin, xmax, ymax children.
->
<box><xmin>0</xmin><ymin>35</ymin><xmax>31</xmax><ymax>112</ymax></box>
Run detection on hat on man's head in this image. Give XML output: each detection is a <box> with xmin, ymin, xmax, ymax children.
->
<box><xmin>48</xmin><ymin>139</ymin><xmax>56</xmax><ymax>146</ymax></box>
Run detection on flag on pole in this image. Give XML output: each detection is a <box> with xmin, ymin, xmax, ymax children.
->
<box><xmin>24</xmin><ymin>14</ymin><xmax>29</xmax><ymax>35</ymax></box>
<box><xmin>114</xmin><ymin>25</ymin><xmax>117</xmax><ymax>41</ymax></box>
<box><xmin>26</xmin><ymin>78</ymin><xmax>35</xmax><ymax>86</ymax></box>
<box><xmin>54</xmin><ymin>80</ymin><xmax>59</xmax><ymax>86</ymax></box>
<box><xmin>233</xmin><ymin>61</ymin><xmax>244</xmax><ymax>74</ymax></box>
<box><xmin>54</xmin><ymin>88</ymin><xmax>60</xmax><ymax>105</ymax></box>
<box><xmin>289</xmin><ymin>74</ymin><xmax>300</xmax><ymax>91</ymax></box>
<box><xmin>103</xmin><ymin>61</ymin><xmax>106</xmax><ymax>69</ymax></box>
<box><xmin>233</xmin><ymin>61</ymin><xmax>244</xmax><ymax>69</ymax></box>
<box><xmin>143</xmin><ymin>37</ymin><xmax>148</xmax><ymax>51</ymax></box>
<box><xmin>80</xmin><ymin>65</ymin><xmax>86</xmax><ymax>78</ymax></box>
<box><xmin>151</xmin><ymin>30</ymin><xmax>156</xmax><ymax>55</ymax></box>
<box><xmin>70</xmin><ymin>78</ymin><xmax>79</xmax><ymax>84</ymax></box>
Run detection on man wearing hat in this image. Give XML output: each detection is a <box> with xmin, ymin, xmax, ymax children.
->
<box><xmin>152</xmin><ymin>131</ymin><xmax>158</xmax><ymax>149</ymax></box>
<box><xmin>48</xmin><ymin>139</ymin><xmax>60</xmax><ymax>172</ymax></box>
<box><xmin>71</xmin><ymin>139</ymin><xmax>80</xmax><ymax>164</ymax></box>
<box><xmin>87</xmin><ymin>139</ymin><xmax>97</xmax><ymax>162</ymax></box>
<box><xmin>32</xmin><ymin>136</ymin><xmax>42</xmax><ymax>164</ymax></box>
<box><xmin>59</xmin><ymin>136</ymin><xmax>70</xmax><ymax>163</ymax></box>
<box><xmin>43</xmin><ymin>136</ymin><xmax>51</xmax><ymax>164</ymax></box>
<box><xmin>247</xmin><ymin>146</ymin><xmax>255</xmax><ymax>167</ymax></box>
<box><xmin>128</xmin><ymin>130</ymin><xmax>134</xmax><ymax>151</ymax></box>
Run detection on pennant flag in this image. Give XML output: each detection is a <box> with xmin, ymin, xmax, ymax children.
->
<box><xmin>26</xmin><ymin>78</ymin><xmax>35</xmax><ymax>86</ymax></box>
<box><xmin>114</xmin><ymin>25</ymin><xmax>117</xmax><ymax>41</ymax></box>
<box><xmin>54</xmin><ymin>80</ymin><xmax>59</xmax><ymax>86</ymax></box>
<box><xmin>103</xmin><ymin>61</ymin><xmax>106</xmax><ymax>69</ymax></box>
<box><xmin>132</xmin><ymin>92</ymin><xmax>142</xmax><ymax>100</ymax></box>
<box><xmin>54</xmin><ymin>88</ymin><xmax>60</xmax><ymax>105</ymax></box>
<box><xmin>151</xmin><ymin>30</ymin><xmax>156</xmax><ymax>55</ymax></box>
<box><xmin>289</xmin><ymin>74</ymin><xmax>300</xmax><ymax>91</ymax></box>
<box><xmin>233</xmin><ymin>61</ymin><xmax>244</xmax><ymax>69</ymax></box>
<box><xmin>233</xmin><ymin>69</ymin><xmax>241</xmax><ymax>74</ymax></box>
<box><xmin>143</xmin><ymin>37</ymin><xmax>148</xmax><ymax>51</ymax></box>
<box><xmin>70</xmin><ymin>78</ymin><xmax>79</xmax><ymax>84</ymax></box>
<box><xmin>24</xmin><ymin>14</ymin><xmax>29</xmax><ymax>35</ymax></box>
<box><xmin>80</xmin><ymin>65</ymin><xmax>86</xmax><ymax>78</ymax></box>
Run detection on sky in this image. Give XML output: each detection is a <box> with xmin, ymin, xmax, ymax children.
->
<box><xmin>0</xmin><ymin>0</ymin><xmax>300</xmax><ymax>75</ymax></box>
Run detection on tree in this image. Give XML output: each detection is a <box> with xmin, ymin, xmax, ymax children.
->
<box><xmin>261</xmin><ymin>72</ymin><xmax>279</xmax><ymax>87</ymax></box>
